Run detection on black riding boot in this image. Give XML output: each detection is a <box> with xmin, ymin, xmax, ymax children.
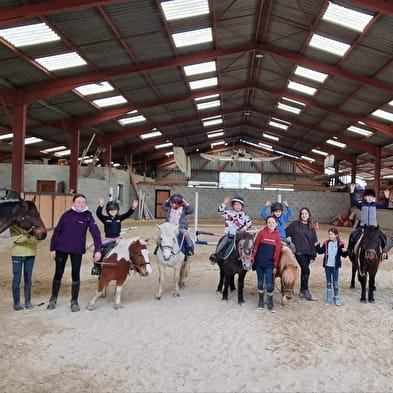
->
<box><xmin>24</xmin><ymin>285</ymin><xmax>33</xmax><ymax>309</ymax></box>
<box><xmin>47</xmin><ymin>280</ymin><xmax>61</xmax><ymax>310</ymax></box>
<box><xmin>71</xmin><ymin>281</ymin><xmax>80</xmax><ymax>312</ymax></box>
<box><xmin>91</xmin><ymin>262</ymin><xmax>101</xmax><ymax>275</ymax></box>
<box><xmin>12</xmin><ymin>287</ymin><xmax>24</xmax><ymax>311</ymax></box>
<box><xmin>258</xmin><ymin>292</ymin><xmax>264</xmax><ymax>310</ymax></box>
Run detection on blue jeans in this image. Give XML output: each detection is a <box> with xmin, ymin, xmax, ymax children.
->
<box><xmin>12</xmin><ymin>256</ymin><xmax>35</xmax><ymax>292</ymax></box>
<box><xmin>256</xmin><ymin>266</ymin><xmax>274</xmax><ymax>293</ymax></box>
<box><xmin>325</xmin><ymin>266</ymin><xmax>340</xmax><ymax>295</ymax></box>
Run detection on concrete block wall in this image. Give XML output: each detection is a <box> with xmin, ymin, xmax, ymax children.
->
<box><xmin>139</xmin><ymin>185</ymin><xmax>353</xmax><ymax>224</ymax></box>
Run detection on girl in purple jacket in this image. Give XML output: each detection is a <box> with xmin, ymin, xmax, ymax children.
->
<box><xmin>47</xmin><ymin>194</ymin><xmax>102</xmax><ymax>312</ymax></box>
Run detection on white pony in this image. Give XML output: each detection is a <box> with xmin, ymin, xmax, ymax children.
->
<box><xmin>155</xmin><ymin>222</ymin><xmax>189</xmax><ymax>299</ymax></box>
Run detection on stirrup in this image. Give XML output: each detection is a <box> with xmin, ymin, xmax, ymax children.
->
<box><xmin>91</xmin><ymin>265</ymin><xmax>101</xmax><ymax>275</ymax></box>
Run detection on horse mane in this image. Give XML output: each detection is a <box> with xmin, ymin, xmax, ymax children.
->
<box><xmin>279</xmin><ymin>246</ymin><xmax>298</xmax><ymax>268</ymax></box>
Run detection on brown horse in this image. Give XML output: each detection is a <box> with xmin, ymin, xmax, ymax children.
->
<box><xmin>0</xmin><ymin>197</ymin><xmax>47</xmax><ymax>240</ymax></box>
<box><xmin>87</xmin><ymin>237</ymin><xmax>151</xmax><ymax>310</ymax></box>
<box><xmin>351</xmin><ymin>225</ymin><xmax>382</xmax><ymax>303</ymax></box>
<box><xmin>275</xmin><ymin>245</ymin><xmax>298</xmax><ymax>305</ymax></box>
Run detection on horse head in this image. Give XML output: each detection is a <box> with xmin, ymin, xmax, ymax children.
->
<box><xmin>236</xmin><ymin>231</ymin><xmax>254</xmax><ymax>270</ymax></box>
<box><xmin>129</xmin><ymin>238</ymin><xmax>152</xmax><ymax>276</ymax></box>
<box><xmin>278</xmin><ymin>246</ymin><xmax>298</xmax><ymax>300</ymax></box>
<box><xmin>357</xmin><ymin>226</ymin><xmax>382</xmax><ymax>275</ymax></box>
<box><xmin>157</xmin><ymin>222</ymin><xmax>181</xmax><ymax>261</ymax></box>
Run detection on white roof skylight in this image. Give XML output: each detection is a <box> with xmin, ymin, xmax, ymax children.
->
<box><xmin>140</xmin><ymin>130</ymin><xmax>162</xmax><ymax>140</ymax></box>
<box><xmin>0</xmin><ymin>133</ymin><xmax>13</xmax><ymax>140</ymax></box>
<box><xmin>207</xmin><ymin>130</ymin><xmax>224</xmax><ymax>138</ymax></box>
<box><xmin>165</xmin><ymin>151</ymin><xmax>174</xmax><ymax>157</ymax></box>
<box><xmin>196</xmin><ymin>100</ymin><xmax>220</xmax><ymax>110</ymax></box>
<box><xmin>322</xmin><ymin>2</ymin><xmax>373</xmax><ymax>32</ymax></box>
<box><xmin>211</xmin><ymin>141</ymin><xmax>225</xmax><ymax>147</ymax></box>
<box><xmin>288</xmin><ymin>80</ymin><xmax>317</xmax><ymax>96</ymax></box>
<box><xmin>93</xmin><ymin>95</ymin><xmax>127</xmax><ymax>108</ymax></box>
<box><xmin>172</xmin><ymin>27</ymin><xmax>213</xmax><ymax>48</ymax></box>
<box><xmin>258</xmin><ymin>142</ymin><xmax>273</xmax><ymax>151</ymax></box>
<box><xmin>277</xmin><ymin>102</ymin><xmax>302</xmax><ymax>114</ymax></box>
<box><xmin>55</xmin><ymin>149</ymin><xmax>71</xmax><ymax>157</ymax></box>
<box><xmin>294</xmin><ymin>65</ymin><xmax>328</xmax><ymax>83</ymax></box>
<box><xmin>155</xmin><ymin>142</ymin><xmax>173</xmax><ymax>149</ymax></box>
<box><xmin>202</xmin><ymin>115</ymin><xmax>223</xmax><ymax>127</ymax></box>
<box><xmin>269</xmin><ymin>119</ymin><xmax>290</xmax><ymax>131</ymax></box>
<box><xmin>24</xmin><ymin>137</ymin><xmax>43</xmax><ymax>145</ymax></box>
<box><xmin>326</xmin><ymin>139</ymin><xmax>347</xmax><ymax>148</ymax></box>
<box><xmin>262</xmin><ymin>132</ymin><xmax>279</xmax><ymax>141</ymax></box>
<box><xmin>118</xmin><ymin>114</ymin><xmax>147</xmax><ymax>125</ymax></box>
<box><xmin>195</xmin><ymin>94</ymin><xmax>220</xmax><ymax>102</ymax></box>
<box><xmin>35</xmin><ymin>52</ymin><xmax>87</xmax><ymax>71</ymax></box>
<box><xmin>161</xmin><ymin>0</ymin><xmax>209</xmax><ymax>21</ymax></box>
<box><xmin>189</xmin><ymin>77</ymin><xmax>218</xmax><ymax>90</ymax></box>
<box><xmin>75</xmin><ymin>82</ymin><xmax>114</xmax><ymax>96</ymax></box>
<box><xmin>0</xmin><ymin>22</ymin><xmax>60</xmax><ymax>47</ymax></box>
<box><xmin>311</xmin><ymin>148</ymin><xmax>328</xmax><ymax>156</ymax></box>
<box><xmin>301</xmin><ymin>155</ymin><xmax>315</xmax><ymax>162</ymax></box>
<box><xmin>282</xmin><ymin>97</ymin><xmax>305</xmax><ymax>107</ymax></box>
<box><xmin>371</xmin><ymin>109</ymin><xmax>393</xmax><ymax>122</ymax></box>
<box><xmin>347</xmin><ymin>125</ymin><xmax>373</xmax><ymax>137</ymax></box>
<box><xmin>309</xmin><ymin>33</ymin><xmax>350</xmax><ymax>56</ymax></box>
<box><xmin>184</xmin><ymin>61</ymin><xmax>216</xmax><ymax>76</ymax></box>
<box><xmin>41</xmin><ymin>146</ymin><xmax>67</xmax><ymax>153</ymax></box>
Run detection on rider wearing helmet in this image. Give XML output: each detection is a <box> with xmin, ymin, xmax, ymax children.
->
<box><xmin>209</xmin><ymin>195</ymin><xmax>252</xmax><ymax>263</ymax></box>
<box><xmin>261</xmin><ymin>200</ymin><xmax>292</xmax><ymax>241</ymax></box>
<box><xmin>91</xmin><ymin>197</ymin><xmax>139</xmax><ymax>275</ymax></box>
<box><xmin>348</xmin><ymin>183</ymin><xmax>390</xmax><ymax>260</ymax></box>
<box><xmin>160</xmin><ymin>193</ymin><xmax>195</xmax><ymax>256</ymax></box>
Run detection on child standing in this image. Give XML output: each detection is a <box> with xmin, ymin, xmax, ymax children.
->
<box><xmin>315</xmin><ymin>227</ymin><xmax>348</xmax><ymax>306</ymax></box>
<box><xmin>209</xmin><ymin>196</ymin><xmax>252</xmax><ymax>263</ymax></box>
<box><xmin>161</xmin><ymin>194</ymin><xmax>194</xmax><ymax>256</ymax></box>
<box><xmin>10</xmin><ymin>224</ymin><xmax>40</xmax><ymax>310</ymax></box>
<box><xmin>92</xmin><ymin>198</ymin><xmax>139</xmax><ymax>275</ymax></box>
<box><xmin>252</xmin><ymin>216</ymin><xmax>282</xmax><ymax>312</ymax></box>
<box><xmin>348</xmin><ymin>183</ymin><xmax>389</xmax><ymax>259</ymax></box>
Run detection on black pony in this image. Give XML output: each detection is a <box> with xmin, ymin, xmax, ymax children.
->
<box><xmin>215</xmin><ymin>231</ymin><xmax>254</xmax><ymax>304</ymax></box>
<box><xmin>0</xmin><ymin>196</ymin><xmax>47</xmax><ymax>240</ymax></box>
<box><xmin>350</xmin><ymin>225</ymin><xmax>382</xmax><ymax>303</ymax></box>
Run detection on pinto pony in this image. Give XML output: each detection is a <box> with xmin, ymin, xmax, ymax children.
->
<box><xmin>215</xmin><ymin>231</ymin><xmax>254</xmax><ymax>304</ymax></box>
<box><xmin>0</xmin><ymin>197</ymin><xmax>47</xmax><ymax>240</ymax></box>
<box><xmin>350</xmin><ymin>225</ymin><xmax>382</xmax><ymax>303</ymax></box>
<box><xmin>275</xmin><ymin>245</ymin><xmax>298</xmax><ymax>304</ymax></box>
<box><xmin>155</xmin><ymin>222</ymin><xmax>189</xmax><ymax>299</ymax></box>
<box><xmin>87</xmin><ymin>237</ymin><xmax>151</xmax><ymax>310</ymax></box>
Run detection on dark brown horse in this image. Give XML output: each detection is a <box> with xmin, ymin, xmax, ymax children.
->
<box><xmin>350</xmin><ymin>225</ymin><xmax>382</xmax><ymax>303</ymax></box>
<box><xmin>0</xmin><ymin>197</ymin><xmax>47</xmax><ymax>240</ymax></box>
<box><xmin>275</xmin><ymin>245</ymin><xmax>298</xmax><ymax>305</ymax></box>
<box><xmin>215</xmin><ymin>231</ymin><xmax>254</xmax><ymax>305</ymax></box>
<box><xmin>87</xmin><ymin>237</ymin><xmax>151</xmax><ymax>310</ymax></box>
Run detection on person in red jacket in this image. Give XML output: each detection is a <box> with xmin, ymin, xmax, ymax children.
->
<box><xmin>252</xmin><ymin>216</ymin><xmax>282</xmax><ymax>313</ymax></box>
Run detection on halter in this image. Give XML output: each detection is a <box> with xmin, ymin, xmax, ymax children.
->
<box><xmin>158</xmin><ymin>234</ymin><xmax>184</xmax><ymax>257</ymax></box>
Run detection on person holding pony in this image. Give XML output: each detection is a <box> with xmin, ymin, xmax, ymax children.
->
<box><xmin>209</xmin><ymin>195</ymin><xmax>252</xmax><ymax>263</ymax></box>
<box><xmin>285</xmin><ymin>207</ymin><xmax>318</xmax><ymax>301</ymax></box>
<box><xmin>347</xmin><ymin>183</ymin><xmax>389</xmax><ymax>260</ymax></box>
<box><xmin>315</xmin><ymin>227</ymin><xmax>348</xmax><ymax>306</ymax></box>
<box><xmin>160</xmin><ymin>194</ymin><xmax>194</xmax><ymax>256</ymax></box>
<box><xmin>10</xmin><ymin>224</ymin><xmax>41</xmax><ymax>311</ymax></box>
<box><xmin>47</xmin><ymin>194</ymin><xmax>102</xmax><ymax>312</ymax></box>
<box><xmin>261</xmin><ymin>200</ymin><xmax>295</xmax><ymax>252</ymax></box>
<box><xmin>91</xmin><ymin>198</ymin><xmax>139</xmax><ymax>275</ymax></box>
<box><xmin>252</xmin><ymin>215</ymin><xmax>281</xmax><ymax>312</ymax></box>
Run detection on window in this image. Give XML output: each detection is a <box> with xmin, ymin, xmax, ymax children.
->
<box><xmin>219</xmin><ymin>172</ymin><xmax>261</xmax><ymax>189</ymax></box>
<box><xmin>117</xmin><ymin>184</ymin><xmax>124</xmax><ymax>202</ymax></box>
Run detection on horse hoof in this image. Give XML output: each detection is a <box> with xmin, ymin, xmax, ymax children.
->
<box><xmin>350</xmin><ymin>285</ymin><xmax>355</xmax><ymax>289</ymax></box>
<box><xmin>222</xmin><ymin>298</ymin><xmax>228</xmax><ymax>302</ymax></box>
<box><xmin>114</xmin><ymin>304</ymin><xmax>123</xmax><ymax>309</ymax></box>
<box><xmin>173</xmin><ymin>293</ymin><xmax>180</xmax><ymax>297</ymax></box>
<box><xmin>86</xmin><ymin>304</ymin><xmax>95</xmax><ymax>311</ymax></box>
<box><xmin>155</xmin><ymin>295</ymin><xmax>161</xmax><ymax>300</ymax></box>
<box><xmin>368</xmin><ymin>299</ymin><xmax>375</xmax><ymax>303</ymax></box>
<box><xmin>238</xmin><ymin>300</ymin><xmax>245</xmax><ymax>306</ymax></box>
<box><xmin>360</xmin><ymin>299</ymin><xmax>366</xmax><ymax>303</ymax></box>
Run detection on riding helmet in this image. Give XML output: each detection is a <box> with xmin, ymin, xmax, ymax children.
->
<box><xmin>231</xmin><ymin>196</ymin><xmax>245</xmax><ymax>206</ymax></box>
<box><xmin>363</xmin><ymin>189</ymin><xmax>376</xmax><ymax>197</ymax></box>
<box><xmin>170</xmin><ymin>194</ymin><xmax>183</xmax><ymax>204</ymax></box>
<box><xmin>271</xmin><ymin>202</ymin><xmax>284</xmax><ymax>212</ymax></box>
<box><xmin>106</xmin><ymin>200</ymin><xmax>120</xmax><ymax>213</ymax></box>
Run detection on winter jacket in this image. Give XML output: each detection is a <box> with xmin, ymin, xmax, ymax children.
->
<box><xmin>252</xmin><ymin>227</ymin><xmax>281</xmax><ymax>269</ymax></box>
<box><xmin>316</xmin><ymin>239</ymin><xmax>348</xmax><ymax>269</ymax></box>
<box><xmin>162</xmin><ymin>201</ymin><xmax>194</xmax><ymax>230</ymax></box>
<box><xmin>260</xmin><ymin>205</ymin><xmax>292</xmax><ymax>239</ymax></box>
<box><xmin>96</xmin><ymin>205</ymin><xmax>136</xmax><ymax>238</ymax></box>
<box><xmin>218</xmin><ymin>203</ymin><xmax>252</xmax><ymax>235</ymax></box>
<box><xmin>50</xmin><ymin>208</ymin><xmax>102</xmax><ymax>254</ymax></box>
<box><xmin>285</xmin><ymin>221</ymin><xmax>318</xmax><ymax>258</ymax></box>
<box><xmin>10</xmin><ymin>225</ymin><xmax>38</xmax><ymax>257</ymax></box>
<box><xmin>350</xmin><ymin>192</ymin><xmax>388</xmax><ymax>227</ymax></box>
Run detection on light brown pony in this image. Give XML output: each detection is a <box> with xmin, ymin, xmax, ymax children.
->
<box><xmin>87</xmin><ymin>237</ymin><xmax>151</xmax><ymax>310</ymax></box>
<box><xmin>275</xmin><ymin>245</ymin><xmax>298</xmax><ymax>305</ymax></box>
